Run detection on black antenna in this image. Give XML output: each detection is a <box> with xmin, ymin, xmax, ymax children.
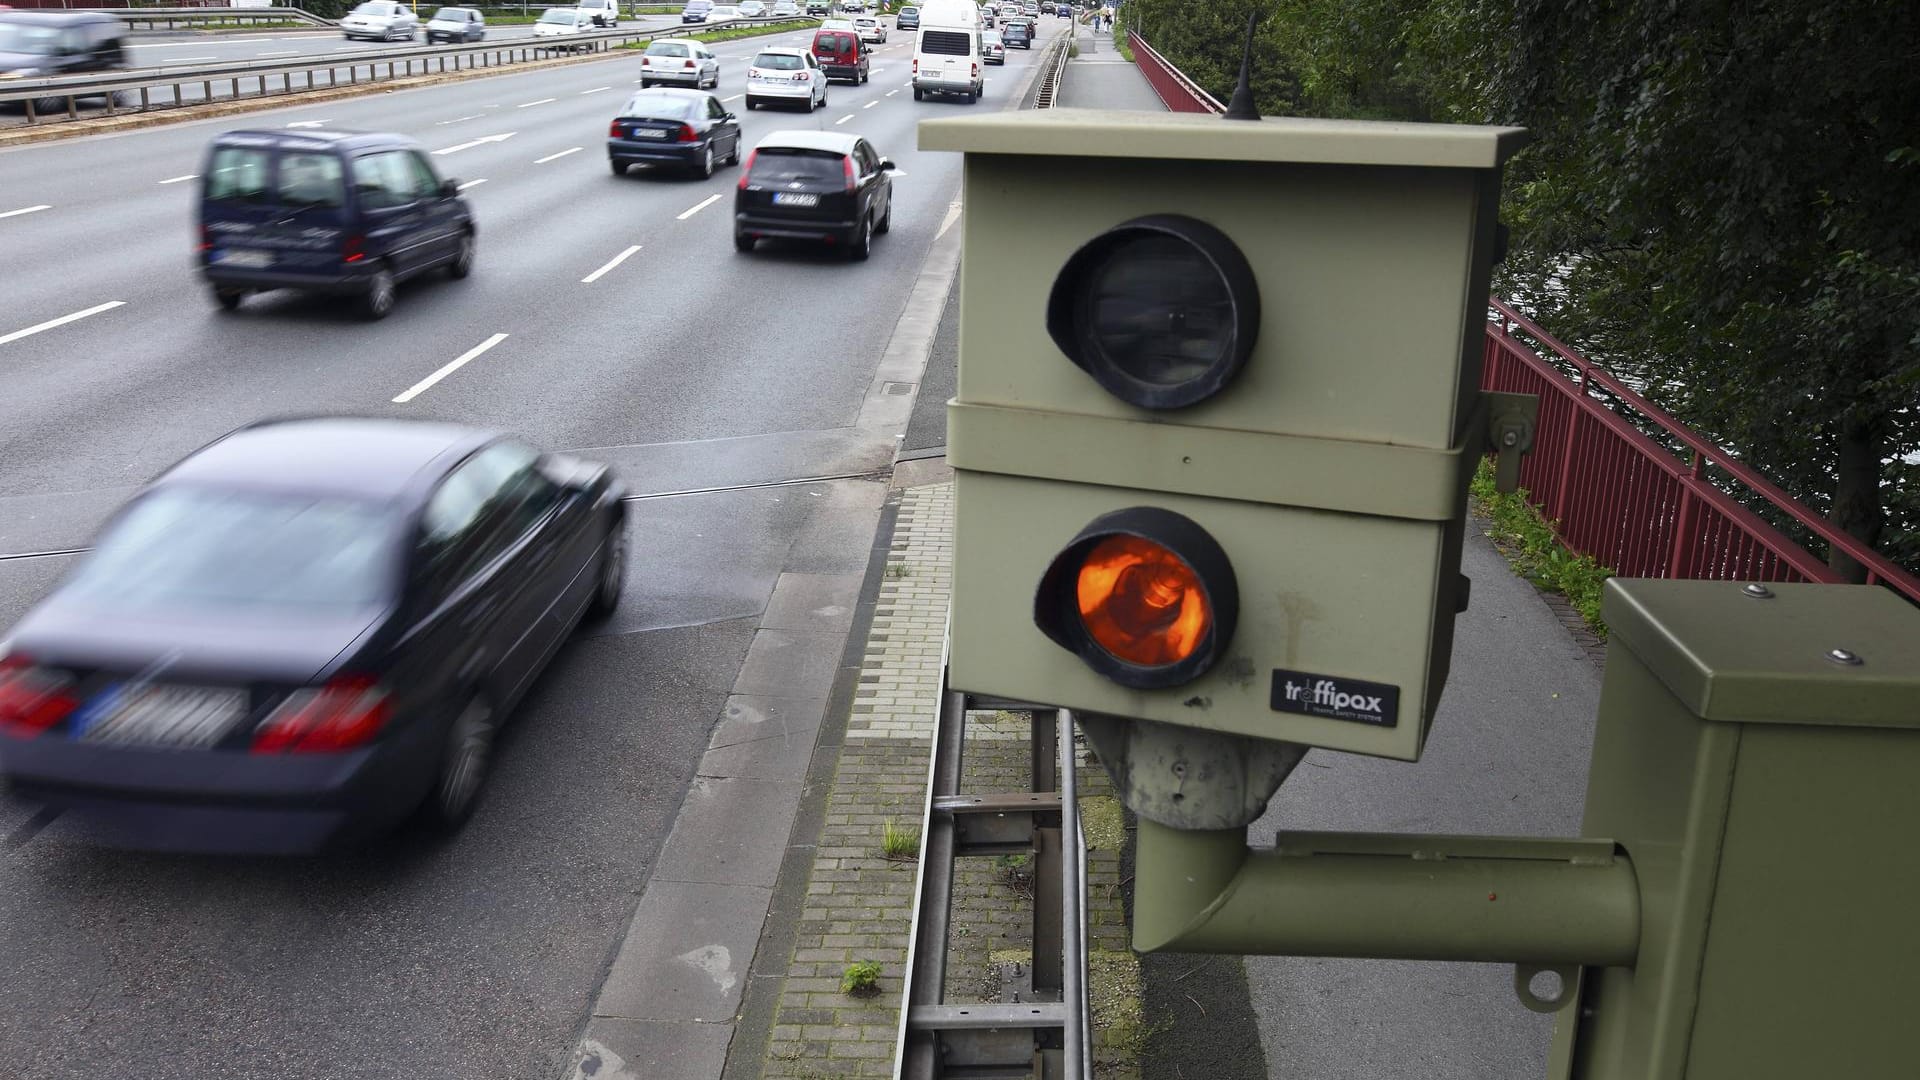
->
<box><xmin>1222</xmin><ymin>9</ymin><xmax>1260</xmax><ymax>121</ymax></box>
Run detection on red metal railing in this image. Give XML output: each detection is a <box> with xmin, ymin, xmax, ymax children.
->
<box><xmin>1126</xmin><ymin>29</ymin><xmax>1223</xmax><ymax>114</ymax></box>
<box><xmin>1486</xmin><ymin>300</ymin><xmax>1920</xmax><ymax>603</ymax></box>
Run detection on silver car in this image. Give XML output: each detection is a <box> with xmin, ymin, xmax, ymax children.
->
<box><xmin>737</xmin><ymin>0</ymin><xmax>768</xmax><ymax>15</ymax></box>
<box><xmin>424</xmin><ymin>6</ymin><xmax>486</xmax><ymax>42</ymax></box>
<box><xmin>640</xmin><ymin>38</ymin><xmax>720</xmax><ymax>89</ymax></box>
<box><xmin>340</xmin><ymin>0</ymin><xmax>419</xmax><ymax>41</ymax></box>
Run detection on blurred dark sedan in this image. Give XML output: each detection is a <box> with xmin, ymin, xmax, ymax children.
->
<box><xmin>608</xmin><ymin>87</ymin><xmax>743</xmax><ymax>180</ymax></box>
<box><xmin>0</xmin><ymin>417</ymin><xmax>627</xmax><ymax>854</ymax></box>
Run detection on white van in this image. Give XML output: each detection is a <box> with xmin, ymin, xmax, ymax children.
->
<box><xmin>911</xmin><ymin>0</ymin><xmax>984</xmax><ymax>103</ymax></box>
<box><xmin>577</xmin><ymin>0</ymin><xmax>620</xmax><ymax>25</ymax></box>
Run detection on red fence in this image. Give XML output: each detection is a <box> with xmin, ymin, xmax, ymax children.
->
<box><xmin>1128</xmin><ymin>34</ymin><xmax>1920</xmax><ymax>604</ymax></box>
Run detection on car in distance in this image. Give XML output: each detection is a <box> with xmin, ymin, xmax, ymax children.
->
<box><xmin>981</xmin><ymin>28</ymin><xmax>1003</xmax><ymax>62</ymax></box>
<box><xmin>1001</xmin><ymin>17</ymin><xmax>1030</xmax><ymax>46</ymax></box>
<box><xmin>1021</xmin><ymin>1</ymin><xmax>1038</xmax><ymax>16</ymax></box>
<box><xmin>532</xmin><ymin>6</ymin><xmax>594</xmax><ymax>45</ymax></box>
<box><xmin>1056</xmin><ymin>1</ymin><xmax>1070</xmax><ymax>15</ymax></box>
<box><xmin>0</xmin><ymin>418</ymin><xmax>627</xmax><ymax>854</ymax></box>
<box><xmin>0</xmin><ymin>11</ymin><xmax>130</xmax><ymax>83</ymax></box>
<box><xmin>640</xmin><ymin>38</ymin><xmax>719</xmax><ymax>89</ymax></box>
<box><xmin>852</xmin><ymin>15</ymin><xmax>885</xmax><ymax>42</ymax></box>
<box><xmin>340</xmin><ymin>0</ymin><xmax>418</xmax><ymax>40</ymax></box>
<box><xmin>770</xmin><ymin>0</ymin><xmax>801</xmax><ymax>14</ymax></box>
<box><xmin>840</xmin><ymin>0</ymin><xmax>865</xmax><ymax>12</ymax></box>
<box><xmin>734</xmin><ymin>130</ymin><xmax>894</xmax><ymax>260</ymax></box>
<box><xmin>199</xmin><ymin>129</ymin><xmax>475</xmax><ymax>320</ymax></box>
<box><xmin>709</xmin><ymin>4</ymin><xmax>741</xmax><ymax>17</ymax></box>
<box><xmin>804</xmin><ymin>0</ymin><xmax>831</xmax><ymax>14</ymax></box>
<box><xmin>681</xmin><ymin>0</ymin><xmax>712</xmax><ymax>22</ymax></box>
<box><xmin>895</xmin><ymin>4</ymin><xmax>920</xmax><ymax>29</ymax></box>
<box><xmin>424</xmin><ymin>6</ymin><xmax>486</xmax><ymax>42</ymax></box>
<box><xmin>810</xmin><ymin>24</ymin><xmax>869</xmax><ymax>83</ymax></box>
<box><xmin>736</xmin><ymin>0</ymin><xmax>767</xmax><ymax>15</ymax></box>
<box><xmin>577</xmin><ymin>0</ymin><xmax>622</xmax><ymax>25</ymax></box>
<box><xmin>608</xmin><ymin>87</ymin><xmax>742</xmax><ymax>179</ymax></box>
<box><xmin>744</xmin><ymin>47</ymin><xmax>826</xmax><ymax>111</ymax></box>
<box><xmin>1040</xmin><ymin>1</ymin><xmax>1053</xmax><ymax>12</ymax></box>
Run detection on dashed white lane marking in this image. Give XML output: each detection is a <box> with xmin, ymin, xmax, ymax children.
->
<box><xmin>160</xmin><ymin>56</ymin><xmax>219</xmax><ymax>63</ymax></box>
<box><xmin>885</xmin><ymin>89</ymin><xmax>898</xmax><ymax>96</ymax></box>
<box><xmin>517</xmin><ymin>97</ymin><xmax>557</xmax><ymax>107</ymax></box>
<box><xmin>0</xmin><ymin>204</ymin><xmax>52</xmax><ymax>219</ymax></box>
<box><xmin>457</xmin><ymin>178</ymin><xmax>488</xmax><ymax>190</ymax></box>
<box><xmin>678</xmin><ymin>194</ymin><xmax>723</xmax><ymax>220</ymax></box>
<box><xmin>286</xmin><ymin>119</ymin><xmax>329</xmax><ymax>128</ymax></box>
<box><xmin>0</xmin><ymin>301</ymin><xmax>126</xmax><ymax>348</ymax></box>
<box><xmin>581</xmin><ymin>245</ymin><xmax>642</xmax><ymax>284</ymax></box>
<box><xmin>581</xmin><ymin>85</ymin><xmax>612</xmax><ymax>94</ymax></box>
<box><xmin>433</xmin><ymin>132</ymin><xmax>516</xmax><ymax>155</ymax></box>
<box><xmin>256</xmin><ymin>50</ymin><xmax>301</xmax><ymax>56</ymax></box>
<box><xmin>863</xmin><ymin>100</ymin><xmax>877</xmax><ymax>108</ymax></box>
<box><xmin>392</xmin><ymin>332</ymin><xmax>509</xmax><ymax>403</ymax></box>
<box><xmin>437</xmin><ymin>113</ymin><xmax>484</xmax><ymax>125</ymax></box>
<box><xmin>722</xmin><ymin>94</ymin><xmax>743</xmax><ymax>102</ymax></box>
<box><xmin>157</xmin><ymin>175</ymin><xmax>198</xmax><ymax>185</ymax></box>
<box><xmin>535</xmin><ymin>146</ymin><xmax>583</xmax><ymax>164</ymax></box>
<box><xmin>834</xmin><ymin>113</ymin><xmax>854</xmax><ymax>124</ymax></box>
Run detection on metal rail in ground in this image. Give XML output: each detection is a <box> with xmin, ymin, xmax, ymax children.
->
<box><xmin>0</xmin><ymin>16</ymin><xmax>809</xmax><ymax>124</ymax></box>
<box><xmin>1031</xmin><ymin>32</ymin><xmax>1069</xmax><ymax>109</ymax></box>
<box><xmin>896</xmin><ymin>658</ymin><xmax>1092</xmax><ymax>1080</ymax></box>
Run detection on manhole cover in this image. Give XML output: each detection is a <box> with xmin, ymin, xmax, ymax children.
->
<box><xmin>883</xmin><ymin>381</ymin><xmax>916</xmax><ymax>396</ymax></box>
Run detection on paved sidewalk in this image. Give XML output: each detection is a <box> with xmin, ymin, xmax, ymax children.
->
<box><xmin>1056</xmin><ymin>25</ymin><xmax>1165</xmax><ymax>112</ymax></box>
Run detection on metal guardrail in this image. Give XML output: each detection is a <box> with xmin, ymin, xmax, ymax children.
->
<box><xmin>1031</xmin><ymin>30</ymin><xmax>1068</xmax><ymax>109</ymax></box>
<box><xmin>111</xmin><ymin>6</ymin><xmax>334</xmax><ymax>30</ymax></box>
<box><xmin>897</xmin><ymin>666</ymin><xmax>1091</xmax><ymax>1080</ymax></box>
<box><xmin>1123</xmin><ymin>28</ymin><xmax>1219</xmax><ymax>114</ymax></box>
<box><xmin>0</xmin><ymin>16</ymin><xmax>813</xmax><ymax>123</ymax></box>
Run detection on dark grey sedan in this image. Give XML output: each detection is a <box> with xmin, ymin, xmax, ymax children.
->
<box><xmin>0</xmin><ymin>417</ymin><xmax>626</xmax><ymax>854</ymax></box>
<box><xmin>609</xmin><ymin>88</ymin><xmax>743</xmax><ymax>179</ymax></box>
<box><xmin>425</xmin><ymin>6</ymin><xmax>486</xmax><ymax>42</ymax></box>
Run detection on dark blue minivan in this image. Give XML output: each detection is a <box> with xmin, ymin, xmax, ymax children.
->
<box><xmin>198</xmin><ymin>130</ymin><xmax>477</xmax><ymax>320</ymax></box>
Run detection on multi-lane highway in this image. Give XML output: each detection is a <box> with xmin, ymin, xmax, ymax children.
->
<box><xmin>0</xmin><ymin>18</ymin><xmax>1061</xmax><ymax>1079</ymax></box>
<box><xmin>123</xmin><ymin>13</ymin><xmax>687</xmax><ymax>67</ymax></box>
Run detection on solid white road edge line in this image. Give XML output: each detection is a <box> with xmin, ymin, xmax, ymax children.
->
<box><xmin>535</xmin><ymin>146</ymin><xmax>584</xmax><ymax>164</ymax></box>
<box><xmin>392</xmin><ymin>332</ymin><xmax>509</xmax><ymax>403</ymax></box>
<box><xmin>0</xmin><ymin>301</ymin><xmax>126</xmax><ymax>348</ymax></box>
<box><xmin>676</xmin><ymin>194</ymin><xmax>722</xmax><ymax>221</ymax></box>
<box><xmin>581</xmin><ymin>244</ymin><xmax>642</xmax><ymax>283</ymax></box>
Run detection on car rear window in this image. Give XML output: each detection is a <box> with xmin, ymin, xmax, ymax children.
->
<box><xmin>622</xmin><ymin>93</ymin><xmax>696</xmax><ymax>118</ymax></box>
<box><xmin>646</xmin><ymin>40</ymin><xmax>690</xmax><ymax>55</ymax></box>
<box><xmin>754</xmin><ymin>52</ymin><xmax>801</xmax><ymax>69</ymax></box>
<box><xmin>684</xmin><ymin>1</ymin><xmax>710</xmax><ymax>8</ymax></box>
<box><xmin>69</xmin><ymin>488</ymin><xmax>395</xmax><ymax>614</ymax></box>
<box><xmin>920</xmin><ymin>30</ymin><xmax>971</xmax><ymax>55</ymax></box>
<box><xmin>815</xmin><ymin>31</ymin><xmax>854</xmax><ymax>52</ymax></box>
<box><xmin>750</xmin><ymin>148</ymin><xmax>846</xmax><ymax>184</ymax></box>
<box><xmin>205</xmin><ymin>146</ymin><xmax>272</xmax><ymax>204</ymax></box>
<box><xmin>276</xmin><ymin>152</ymin><xmax>346</xmax><ymax>210</ymax></box>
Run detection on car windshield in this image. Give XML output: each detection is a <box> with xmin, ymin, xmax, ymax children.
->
<box><xmin>350</xmin><ymin>2</ymin><xmax>399</xmax><ymax>14</ymax></box>
<box><xmin>646</xmin><ymin>41</ymin><xmax>689</xmax><ymax>55</ymax></box>
<box><xmin>750</xmin><ymin>148</ymin><xmax>845</xmax><ymax>184</ymax></box>
<box><xmin>623</xmin><ymin>94</ymin><xmax>696</xmax><ymax>118</ymax></box>
<box><xmin>754</xmin><ymin>52</ymin><xmax>801</xmax><ymax>69</ymax></box>
<box><xmin>0</xmin><ymin>23</ymin><xmax>63</xmax><ymax>54</ymax></box>
<box><xmin>430</xmin><ymin>7</ymin><xmax>469</xmax><ymax>19</ymax></box>
<box><xmin>66</xmin><ymin>487</ymin><xmax>395</xmax><ymax>615</ymax></box>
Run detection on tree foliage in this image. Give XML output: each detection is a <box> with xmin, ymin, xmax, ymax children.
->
<box><xmin>1121</xmin><ymin>0</ymin><xmax>1920</xmax><ymax>578</ymax></box>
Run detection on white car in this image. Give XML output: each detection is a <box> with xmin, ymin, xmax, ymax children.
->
<box><xmin>744</xmin><ymin>47</ymin><xmax>826</xmax><ymax>111</ymax></box>
<box><xmin>852</xmin><ymin>15</ymin><xmax>885</xmax><ymax>42</ymax></box>
<box><xmin>737</xmin><ymin>0</ymin><xmax>767</xmax><ymax>15</ymax></box>
<box><xmin>709</xmin><ymin>4</ymin><xmax>741</xmax><ymax>17</ymax></box>
<box><xmin>640</xmin><ymin>38</ymin><xmax>720</xmax><ymax>89</ymax></box>
<box><xmin>770</xmin><ymin>0</ymin><xmax>800</xmax><ymax>13</ymax></box>
<box><xmin>340</xmin><ymin>0</ymin><xmax>419</xmax><ymax>41</ymax></box>
<box><xmin>577</xmin><ymin>0</ymin><xmax>621</xmax><ymax>25</ymax></box>
<box><xmin>532</xmin><ymin>7</ymin><xmax>594</xmax><ymax>45</ymax></box>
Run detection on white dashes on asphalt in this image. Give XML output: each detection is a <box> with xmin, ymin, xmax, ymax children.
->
<box><xmin>517</xmin><ymin>97</ymin><xmax>557</xmax><ymax>107</ymax></box>
<box><xmin>677</xmin><ymin>194</ymin><xmax>722</xmax><ymax>220</ymax></box>
<box><xmin>0</xmin><ymin>204</ymin><xmax>52</xmax><ymax>219</ymax></box>
<box><xmin>535</xmin><ymin>147</ymin><xmax>583</xmax><ymax>164</ymax></box>
<box><xmin>456</xmin><ymin>178</ymin><xmax>488</xmax><ymax>190</ymax></box>
<box><xmin>392</xmin><ymin>332</ymin><xmax>509</xmax><ymax>403</ymax></box>
<box><xmin>581</xmin><ymin>245</ymin><xmax>642</xmax><ymax>284</ymax></box>
<box><xmin>157</xmin><ymin>175</ymin><xmax>198</xmax><ymax>185</ymax></box>
<box><xmin>0</xmin><ymin>301</ymin><xmax>126</xmax><ymax>347</ymax></box>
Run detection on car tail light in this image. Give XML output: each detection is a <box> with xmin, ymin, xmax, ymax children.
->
<box><xmin>972</xmin><ymin>61</ymin><xmax>980</xmax><ymax>78</ymax></box>
<box><xmin>252</xmin><ymin>676</ymin><xmax>391</xmax><ymax>753</ymax></box>
<box><xmin>342</xmin><ymin>233</ymin><xmax>367</xmax><ymax>264</ymax></box>
<box><xmin>738</xmin><ymin>148</ymin><xmax>758</xmax><ymax>189</ymax></box>
<box><xmin>0</xmin><ymin>654</ymin><xmax>78</xmax><ymax>738</ymax></box>
<box><xmin>684</xmin><ymin>59</ymin><xmax>696</xmax><ymax>69</ymax></box>
<box><xmin>678</xmin><ymin>123</ymin><xmax>699</xmax><ymax>143</ymax></box>
<box><xmin>912</xmin><ymin>58</ymin><xmax>918</xmax><ymax>74</ymax></box>
<box><xmin>610</xmin><ymin>119</ymin><xmax>623</xmax><ymax>137</ymax></box>
<box><xmin>196</xmin><ymin>224</ymin><xmax>212</xmax><ymax>254</ymax></box>
<box><xmin>843</xmin><ymin>154</ymin><xmax>857</xmax><ymax>193</ymax></box>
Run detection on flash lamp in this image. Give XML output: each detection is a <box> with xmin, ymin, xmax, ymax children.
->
<box><xmin>1045</xmin><ymin>214</ymin><xmax>1261</xmax><ymax>410</ymax></box>
<box><xmin>1034</xmin><ymin>507</ymin><xmax>1238</xmax><ymax>689</ymax></box>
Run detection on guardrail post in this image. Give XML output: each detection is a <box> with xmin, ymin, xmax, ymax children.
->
<box><xmin>1666</xmin><ymin>451</ymin><xmax>1704</xmax><ymax>579</ymax></box>
<box><xmin>1032</xmin><ymin>710</ymin><xmax>1063</xmax><ymax>998</ymax></box>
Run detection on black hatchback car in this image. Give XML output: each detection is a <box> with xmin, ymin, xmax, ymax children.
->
<box><xmin>734</xmin><ymin>131</ymin><xmax>894</xmax><ymax>260</ymax></box>
<box><xmin>0</xmin><ymin>11</ymin><xmax>129</xmax><ymax>79</ymax></box>
<box><xmin>608</xmin><ymin>87</ymin><xmax>742</xmax><ymax>179</ymax></box>
<box><xmin>1002</xmin><ymin>18</ymin><xmax>1032</xmax><ymax>47</ymax></box>
<box><xmin>0</xmin><ymin>418</ymin><xmax>627</xmax><ymax>854</ymax></box>
<box><xmin>198</xmin><ymin>129</ymin><xmax>477</xmax><ymax>319</ymax></box>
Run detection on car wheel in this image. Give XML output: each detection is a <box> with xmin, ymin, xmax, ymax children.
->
<box><xmin>611</xmin><ymin>159</ymin><xmax>627</xmax><ymax>176</ymax></box>
<box><xmin>639</xmin><ymin>79</ymin><xmax>651</xmax><ymax>89</ymax></box>
<box><xmin>913</xmin><ymin>86</ymin><xmax>923</xmax><ymax>101</ymax></box>
<box><xmin>734</xmin><ymin>231</ymin><xmax>755</xmax><ymax>253</ymax></box>
<box><xmin>421</xmin><ymin>697</ymin><xmax>497</xmax><ymax>831</ymax></box>
<box><xmin>213</xmin><ymin>287</ymin><xmax>244</xmax><ymax>312</ymax></box>
<box><xmin>726</xmin><ymin>135</ymin><xmax>741</xmax><ymax>165</ymax></box>
<box><xmin>448</xmin><ymin>230</ymin><xmax>475</xmax><ymax>279</ymax></box>
<box><xmin>586</xmin><ymin>521</ymin><xmax>626</xmax><ymax>621</ymax></box>
<box><xmin>361</xmin><ymin>266</ymin><xmax>396</xmax><ymax>320</ymax></box>
<box><xmin>875</xmin><ymin>199</ymin><xmax>891</xmax><ymax>234</ymax></box>
<box><xmin>848</xmin><ymin>212</ymin><xmax>871</xmax><ymax>261</ymax></box>
<box><xmin>697</xmin><ymin>143</ymin><xmax>714</xmax><ymax>179</ymax></box>
<box><xmin>745</xmin><ymin>96</ymin><xmax>757</xmax><ymax>109</ymax></box>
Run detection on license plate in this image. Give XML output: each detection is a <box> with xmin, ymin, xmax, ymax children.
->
<box><xmin>630</xmin><ymin>128</ymin><xmax>668</xmax><ymax>139</ymax></box>
<box><xmin>76</xmin><ymin>684</ymin><xmax>248</xmax><ymax>749</ymax></box>
<box><xmin>215</xmin><ymin>249</ymin><xmax>273</xmax><ymax>269</ymax></box>
<box><xmin>773</xmin><ymin>192</ymin><xmax>819</xmax><ymax>206</ymax></box>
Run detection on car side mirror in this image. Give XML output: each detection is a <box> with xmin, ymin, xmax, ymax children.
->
<box><xmin>723</xmin><ymin>112</ymin><xmax>737</xmax><ymax>120</ymax></box>
<box><xmin>878</xmin><ymin>158</ymin><xmax>895</xmax><ymax>171</ymax></box>
<box><xmin>441</xmin><ymin>179</ymin><xmax>460</xmax><ymax>197</ymax></box>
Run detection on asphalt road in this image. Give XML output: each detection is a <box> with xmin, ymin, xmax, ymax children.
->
<box><xmin>0</xmin><ymin>18</ymin><xmax>1063</xmax><ymax>1080</ymax></box>
<box><xmin>124</xmin><ymin>16</ymin><xmax>686</xmax><ymax>66</ymax></box>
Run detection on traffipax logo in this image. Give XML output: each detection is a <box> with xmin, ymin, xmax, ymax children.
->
<box><xmin>1269</xmin><ymin>668</ymin><xmax>1400</xmax><ymax>728</ymax></box>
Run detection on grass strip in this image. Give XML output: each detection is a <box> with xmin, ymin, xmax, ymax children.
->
<box><xmin>1469</xmin><ymin>457</ymin><xmax>1614</xmax><ymax>637</ymax></box>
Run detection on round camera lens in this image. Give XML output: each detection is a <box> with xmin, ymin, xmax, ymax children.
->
<box><xmin>1086</xmin><ymin>233</ymin><xmax>1235</xmax><ymax>389</ymax></box>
